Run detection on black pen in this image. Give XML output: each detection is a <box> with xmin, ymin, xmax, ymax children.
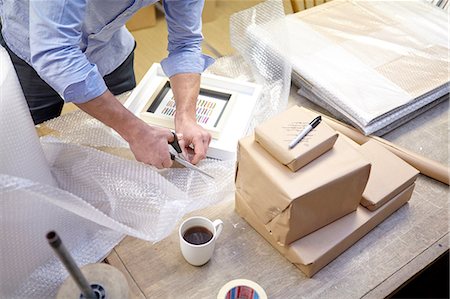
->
<box><xmin>288</xmin><ymin>116</ymin><xmax>321</xmax><ymax>149</ymax></box>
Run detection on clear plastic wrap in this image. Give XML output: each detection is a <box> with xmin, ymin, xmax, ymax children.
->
<box><xmin>207</xmin><ymin>0</ymin><xmax>292</xmax><ymax>130</ymax></box>
<box><xmin>248</xmin><ymin>0</ymin><xmax>449</xmax><ymax>135</ymax></box>
<box><xmin>41</xmin><ymin>136</ymin><xmax>235</xmax><ymax>242</ymax></box>
<box><xmin>1</xmin><ymin>136</ymin><xmax>235</xmax><ymax>297</ymax></box>
<box><xmin>0</xmin><ymin>176</ymin><xmax>124</xmax><ymax>298</ymax></box>
<box><xmin>43</xmin><ymin>110</ymin><xmax>128</xmax><ymax>148</ymax></box>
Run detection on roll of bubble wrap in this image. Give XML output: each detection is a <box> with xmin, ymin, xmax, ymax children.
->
<box><xmin>0</xmin><ymin>46</ymin><xmax>57</xmax><ymax>186</ymax></box>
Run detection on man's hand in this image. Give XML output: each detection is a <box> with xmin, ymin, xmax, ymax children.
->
<box><xmin>175</xmin><ymin>117</ymin><xmax>211</xmax><ymax>164</ymax></box>
<box><xmin>127</xmin><ymin>121</ymin><xmax>175</xmax><ymax>169</ymax></box>
<box><xmin>170</xmin><ymin>73</ymin><xmax>211</xmax><ymax>164</ymax></box>
<box><xmin>76</xmin><ymin>90</ymin><xmax>175</xmax><ymax>169</ymax></box>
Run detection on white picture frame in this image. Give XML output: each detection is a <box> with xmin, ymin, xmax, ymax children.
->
<box><xmin>124</xmin><ymin>64</ymin><xmax>262</xmax><ymax>160</ymax></box>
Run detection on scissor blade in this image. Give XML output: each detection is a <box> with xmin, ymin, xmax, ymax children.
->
<box><xmin>174</xmin><ymin>156</ymin><xmax>215</xmax><ymax>179</ymax></box>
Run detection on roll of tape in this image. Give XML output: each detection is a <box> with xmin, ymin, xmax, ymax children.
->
<box><xmin>56</xmin><ymin>263</ymin><xmax>129</xmax><ymax>299</ymax></box>
<box><xmin>217</xmin><ymin>279</ymin><xmax>267</xmax><ymax>299</ymax></box>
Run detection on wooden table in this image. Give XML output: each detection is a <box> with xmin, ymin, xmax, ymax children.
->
<box><xmin>105</xmin><ymin>88</ymin><xmax>449</xmax><ymax>298</ymax></box>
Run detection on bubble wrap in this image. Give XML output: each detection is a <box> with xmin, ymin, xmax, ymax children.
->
<box><xmin>0</xmin><ymin>176</ymin><xmax>123</xmax><ymax>298</ymax></box>
<box><xmin>207</xmin><ymin>0</ymin><xmax>292</xmax><ymax>131</ymax></box>
<box><xmin>43</xmin><ymin>110</ymin><xmax>129</xmax><ymax>148</ymax></box>
<box><xmin>1</xmin><ymin>136</ymin><xmax>235</xmax><ymax>297</ymax></box>
<box><xmin>0</xmin><ymin>47</ymin><xmax>57</xmax><ymax>187</ymax></box>
<box><xmin>41</xmin><ymin>136</ymin><xmax>235</xmax><ymax>241</ymax></box>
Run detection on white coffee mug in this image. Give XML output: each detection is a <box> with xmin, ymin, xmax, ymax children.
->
<box><xmin>179</xmin><ymin>216</ymin><xmax>223</xmax><ymax>266</ymax></box>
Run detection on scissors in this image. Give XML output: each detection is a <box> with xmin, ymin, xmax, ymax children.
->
<box><xmin>169</xmin><ymin>132</ymin><xmax>214</xmax><ymax>179</ymax></box>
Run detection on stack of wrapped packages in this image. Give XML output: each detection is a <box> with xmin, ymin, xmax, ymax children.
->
<box><xmin>235</xmin><ymin>106</ymin><xmax>420</xmax><ymax>277</ymax></box>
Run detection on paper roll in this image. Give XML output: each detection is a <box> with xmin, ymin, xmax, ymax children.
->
<box><xmin>217</xmin><ymin>279</ymin><xmax>267</xmax><ymax>299</ymax></box>
<box><xmin>0</xmin><ymin>46</ymin><xmax>57</xmax><ymax>186</ymax></box>
<box><xmin>56</xmin><ymin>263</ymin><xmax>129</xmax><ymax>299</ymax></box>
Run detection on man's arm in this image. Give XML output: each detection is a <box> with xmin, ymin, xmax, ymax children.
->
<box><xmin>76</xmin><ymin>90</ymin><xmax>174</xmax><ymax>169</ymax></box>
<box><xmin>161</xmin><ymin>0</ymin><xmax>215</xmax><ymax>164</ymax></box>
<box><xmin>170</xmin><ymin>73</ymin><xmax>210</xmax><ymax>164</ymax></box>
<box><xmin>29</xmin><ymin>0</ymin><xmax>174</xmax><ymax>168</ymax></box>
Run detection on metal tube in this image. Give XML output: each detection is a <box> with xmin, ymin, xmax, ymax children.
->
<box><xmin>47</xmin><ymin>231</ymin><xmax>97</xmax><ymax>299</ymax></box>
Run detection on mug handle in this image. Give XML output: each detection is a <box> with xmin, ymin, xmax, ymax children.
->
<box><xmin>213</xmin><ymin>219</ymin><xmax>223</xmax><ymax>239</ymax></box>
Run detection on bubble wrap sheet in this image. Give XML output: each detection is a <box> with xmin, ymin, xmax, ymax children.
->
<box><xmin>0</xmin><ymin>0</ymin><xmax>292</xmax><ymax>296</ymax></box>
<box><xmin>1</xmin><ymin>133</ymin><xmax>235</xmax><ymax>298</ymax></box>
<box><xmin>207</xmin><ymin>0</ymin><xmax>291</xmax><ymax>130</ymax></box>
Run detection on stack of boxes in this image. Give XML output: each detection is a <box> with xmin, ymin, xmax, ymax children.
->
<box><xmin>235</xmin><ymin>106</ymin><xmax>419</xmax><ymax>277</ymax></box>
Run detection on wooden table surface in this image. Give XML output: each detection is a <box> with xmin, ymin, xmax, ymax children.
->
<box><xmin>105</xmin><ymin>88</ymin><xmax>449</xmax><ymax>299</ymax></box>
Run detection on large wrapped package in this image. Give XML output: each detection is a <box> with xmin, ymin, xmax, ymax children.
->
<box><xmin>236</xmin><ymin>135</ymin><xmax>371</xmax><ymax>245</ymax></box>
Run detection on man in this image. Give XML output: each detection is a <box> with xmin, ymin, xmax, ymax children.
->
<box><xmin>0</xmin><ymin>0</ymin><xmax>213</xmax><ymax>169</ymax></box>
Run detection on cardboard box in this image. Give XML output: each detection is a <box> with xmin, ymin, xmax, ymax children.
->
<box><xmin>236</xmin><ymin>135</ymin><xmax>371</xmax><ymax>245</ymax></box>
<box><xmin>202</xmin><ymin>0</ymin><xmax>216</xmax><ymax>23</ymax></box>
<box><xmin>255</xmin><ymin>106</ymin><xmax>338</xmax><ymax>172</ymax></box>
<box><xmin>235</xmin><ymin>183</ymin><xmax>415</xmax><ymax>277</ymax></box>
<box><xmin>126</xmin><ymin>6</ymin><xmax>156</xmax><ymax>31</ymax></box>
<box><xmin>359</xmin><ymin>140</ymin><xmax>419</xmax><ymax>211</ymax></box>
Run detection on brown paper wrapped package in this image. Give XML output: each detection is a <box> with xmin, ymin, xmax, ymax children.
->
<box><xmin>235</xmin><ymin>183</ymin><xmax>415</xmax><ymax>277</ymax></box>
<box><xmin>236</xmin><ymin>135</ymin><xmax>371</xmax><ymax>245</ymax></box>
<box><xmin>359</xmin><ymin>140</ymin><xmax>419</xmax><ymax>211</ymax></box>
<box><xmin>255</xmin><ymin>105</ymin><xmax>338</xmax><ymax>172</ymax></box>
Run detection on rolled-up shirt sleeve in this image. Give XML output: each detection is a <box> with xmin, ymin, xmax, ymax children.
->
<box><xmin>29</xmin><ymin>0</ymin><xmax>107</xmax><ymax>103</ymax></box>
<box><xmin>161</xmin><ymin>0</ymin><xmax>214</xmax><ymax>77</ymax></box>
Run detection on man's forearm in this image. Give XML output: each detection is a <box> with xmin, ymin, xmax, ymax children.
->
<box><xmin>75</xmin><ymin>90</ymin><xmax>143</xmax><ymax>143</ymax></box>
<box><xmin>170</xmin><ymin>73</ymin><xmax>200</xmax><ymax>124</ymax></box>
<box><xmin>169</xmin><ymin>73</ymin><xmax>211</xmax><ymax>164</ymax></box>
<box><xmin>75</xmin><ymin>90</ymin><xmax>175</xmax><ymax>168</ymax></box>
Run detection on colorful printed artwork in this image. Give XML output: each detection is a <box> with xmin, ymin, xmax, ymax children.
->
<box><xmin>141</xmin><ymin>81</ymin><xmax>235</xmax><ymax>139</ymax></box>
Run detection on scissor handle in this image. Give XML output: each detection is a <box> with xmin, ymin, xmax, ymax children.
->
<box><xmin>169</xmin><ymin>132</ymin><xmax>182</xmax><ymax>154</ymax></box>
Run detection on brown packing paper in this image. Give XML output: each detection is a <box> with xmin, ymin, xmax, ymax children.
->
<box><xmin>125</xmin><ymin>6</ymin><xmax>156</xmax><ymax>31</ymax></box>
<box><xmin>236</xmin><ymin>135</ymin><xmax>371</xmax><ymax>245</ymax></box>
<box><xmin>359</xmin><ymin>140</ymin><xmax>419</xmax><ymax>211</ymax></box>
<box><xmin>303</xmin><ymin>107</ymin><xmax>449</xmax><ymax>185</ymax></box>
<box><xmin>291</xmin><ymin>0</ymin><xmax>306</xmax><ymax>12</ymax></box>
<box><xmin>255</xmin><ymin>105</ymin><xmax>338</xmax><ymax>172</ymax></box>
<box><xmin>235</xmin><ymin>183</ymin><xmax>415</xmax><ymax>277</ymax></box>
<box><xmin>202</xmin><ymin>0</ymin><xmax>217</xmax><ymax>23</ymax></box>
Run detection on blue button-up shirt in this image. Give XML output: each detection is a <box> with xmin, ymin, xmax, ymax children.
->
<box><xmin>0</xmin><ymin>0</ymin><xmax>214</xmax><ymax>103</ymax></box>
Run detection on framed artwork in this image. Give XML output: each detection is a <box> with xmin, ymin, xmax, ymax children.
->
<box><xmin>125</xmin><ymin>63</ymin><xmax>262</xmax><ymax>160</ymax></box>
<box><xmin>140</xmin><ymin>80</ymin><xmax>237</xmax><ymax>139</ymax></box>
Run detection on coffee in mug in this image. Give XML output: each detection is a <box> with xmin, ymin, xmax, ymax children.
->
<box><xmin>179</xmin><ymin>216</ymin><xmax>223</xmax><ymax>266</ymax></box>
<box><xmin>183</xmin><ymin>226</ymin><xmax>213</xmax><ymax>245</ymax></box>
